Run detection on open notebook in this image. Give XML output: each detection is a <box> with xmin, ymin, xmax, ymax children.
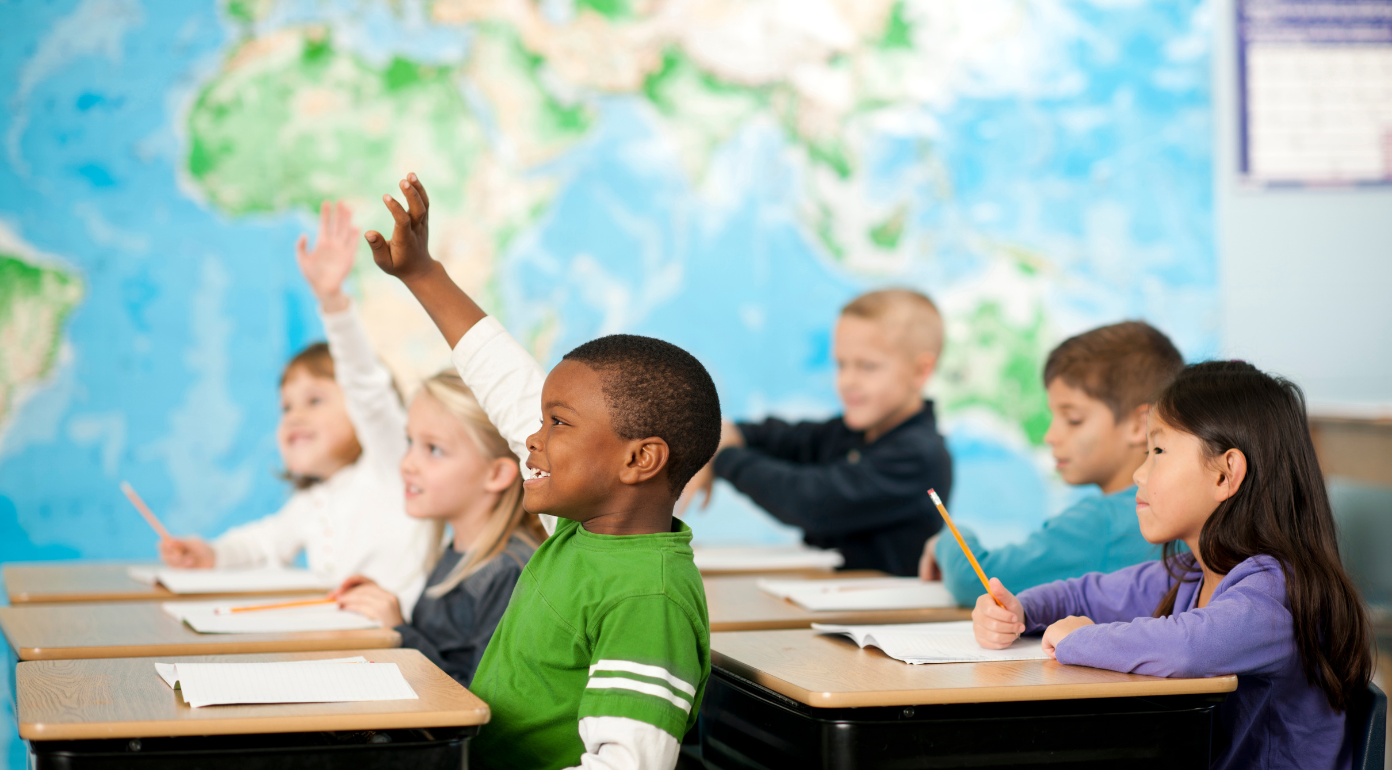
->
<box><xmin>692</xmin><ymin>545</ymin><xmax>844</xmax><ymax>573</ymax></box>
<box><xmin>163</xmin><ymin>599</ymin><xmax>381</xmax><ymax>634</ymax></box>
<box><xmin>758</xmin><ymin>577</ymin><xmax>958</xmax><ymax>611</ymax></box>
<box><xmin>814</xmin><ymin>621</ymin><xmax>1051</xmax><ymax>664</ymax></box>
<box><xmin>155</xmin><ymin>657</ymin><xmax>418</xmax><ymax>708</ymax></box>
<box><xmin>129</xmin><ymin>567</ymin><xmax>335</xmax><ymax>594</ymax></box>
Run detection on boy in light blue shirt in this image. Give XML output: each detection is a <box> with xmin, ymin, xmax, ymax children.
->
<box><xmin>920</xmin><ymin>321</ymin><xmax>1184</xmax><ymax>606</ymax></box>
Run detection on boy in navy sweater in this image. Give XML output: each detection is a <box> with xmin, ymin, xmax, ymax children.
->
<box><xmin>684</xmin><ymin>289</ymin><xmax>951</xmax><ymax>576</ymax></box>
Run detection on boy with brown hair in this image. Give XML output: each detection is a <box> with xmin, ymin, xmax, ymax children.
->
<box><xmin>685</xmin><ymin>288</ymin><xmax>952</xmax><ymax>576</ymax></box>
<box><xmin>366</xmin><ymin>174</ymin><xmax>720</xmax><ymax>770</ymax></box>
<box><xmin>919</xmin><ymin>320</ymin><xmax>1185</xmax><ymax>606</ymax></box>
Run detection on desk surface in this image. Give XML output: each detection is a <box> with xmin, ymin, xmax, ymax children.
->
<box><xmin>0</xmin><ymin>601</ymin><xmax>400</xmax><ymax>661</ymax></box>
<box><xmin>710</xmin><ymin>629</ymin><xmax>1238</xmax><ymax>708</ymax></box>
<box><xmin>3</xmin><ymin>562</ymin><xmax>322</xmax><ymax>604</ymax></box>
<box><xmin>15</xmin><ymin>648</ymin><xmax>488</xmax><ymax>740</ymax></box>
<box><xmin>704</xmin><ymin>574</ymin><xmax>971</xmax><ymax>632</ymax></box>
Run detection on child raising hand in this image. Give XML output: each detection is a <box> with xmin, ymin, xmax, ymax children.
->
<box><xmin>159</xmin><ymin>201</ymin><xmax>433</xmax><ymax>618</ymax></box>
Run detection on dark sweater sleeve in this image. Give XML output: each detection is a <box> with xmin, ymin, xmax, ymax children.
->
<box><xmin>736</xmin><ymin>417</ymin><xmax>837</xmax><ymax>461</ymax></box>
<box><xmin>713</xmin><ymin>437</ymin><xmax>947</xmax><ymax>537</ymax></box>
<box><xmin>394</xmin><ymin>553</ymin><xmax>525</xmax><ymax>687</ymax></box>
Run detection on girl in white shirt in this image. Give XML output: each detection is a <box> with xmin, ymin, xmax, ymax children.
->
<box><xmin>159</xmin><ymin>201</ymin><xmax>432</xmax><ymax>616</ymax></box>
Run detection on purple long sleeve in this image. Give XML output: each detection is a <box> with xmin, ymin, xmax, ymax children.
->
<box><xmin>1018</xmin><ymin>555</ymin><xmax>1351</xmax><ymax>770</ymax></box>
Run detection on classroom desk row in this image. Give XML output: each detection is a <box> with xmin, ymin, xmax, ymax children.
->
<box><xmin>2</xmin><ymin>563</ymin><xmax>1237</xmax><ymax>769</ymax></box>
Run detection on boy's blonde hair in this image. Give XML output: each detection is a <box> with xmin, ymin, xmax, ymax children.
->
<box><xmin>417</xmin><ymin>371</ymin><xmax>547</xmax><ymax>598</ymax></box>
<box><xmin>840</xmin><ymin>288</ymin><xmax>944</xmax><ymax>358</ymax></box>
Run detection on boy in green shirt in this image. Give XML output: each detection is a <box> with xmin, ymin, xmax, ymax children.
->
<box><xmin>366</xmin><ymin>173</ymin><xmax>721</xmax><ymax>770</ymax></box>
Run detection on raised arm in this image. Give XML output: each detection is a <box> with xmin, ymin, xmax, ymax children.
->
<box><xmin>297</xmin><ymin>200</ymin><xmax>406</xmax><ymax>468</ymax></box>
<box><xmin>367</xmin><ymin>174</ymin><xmax>553</xmax><ymax>532</ymax></box>
<box><xmin>364</xmin><ymin>174</ymin><xmax>485</xmax><ymax>347</ymax></box>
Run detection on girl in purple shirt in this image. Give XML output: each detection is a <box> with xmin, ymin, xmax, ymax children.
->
<box><xmin>972</xmin><ymin>361</ymin><xmax>1373</xmax><ymax>770</ymax></box>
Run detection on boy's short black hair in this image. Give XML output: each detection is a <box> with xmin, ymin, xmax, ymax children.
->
<box><xmin>1043</xmin><ymin>321</ymin><xmax>1184</xmax><ymax>420</ymax></box>
<box><xmin>563</xmin><ymin>335</ymin><xmax>721</xmax><ymax>496</ymax></box>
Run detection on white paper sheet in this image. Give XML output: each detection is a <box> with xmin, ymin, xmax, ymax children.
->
<box><xmin>147</xmin><ymin>568</ymin><xmax>334</xmax><ymax>594</ymax></box>
<box><xmin>813</xmin><ymin>621</ymin><xmax>1051</xmax><ymax>664</ymax></box>
<box><xmin>153</xmin><ymin>659</ymin><xmax>416</xmax><ymax>707</ymax></box>
<box><xmin>126</xmin><ymin>566</ymin><xmax>159</xmax><ymax>585</ymax></box>
<box><xmin>154</xmin><ymin>657</ymin><xmax>369</xmax><ymax>689</ymax></box>
<box><xmin>692</xmin><ymin>545</ymin><xmax>844</xmax><ymax>573</ymax></box>
<box><xmin>163</xmin><ymin>599</ymin><xmax>380</xmax><ymax>634</ymax></box>
<box><xmin>758</xmin><ymin>577</ymin><xmax>958</xmax><ymax>611</ymax></box>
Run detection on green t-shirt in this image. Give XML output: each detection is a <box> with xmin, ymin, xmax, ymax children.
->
<box><xmin>468</xmin><ymin>517</ymin><xmax>710</xmax><ymax>769</ymax></box>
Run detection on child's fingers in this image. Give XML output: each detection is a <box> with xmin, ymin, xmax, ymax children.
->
<box><xmin>408</xmin><ymin>172</ymin><xmax>429</xmax><ymax>208</ymax></box>
<box><xmin>400</xmin><ymin>179</ymin><xmax>426</xmax><ymax>223</ymax></box>
<box><xmin>295</xmin><ymin>234</ymin><xmax>309</xmax><ymax>264</ymax></box>
<box><xmin>320</xmin><ymin>199</ymin><xmax>332</xmax><ymax>236</ymax></box>
<box><xmin>382</xmin><ymin>194</ymin><xmax>410</xmax><ymax>227</ymax></box>
<box><xmin>365</xmin><ymin>231</ymin><xmax>392</xmax><ymax>269</ymax></box>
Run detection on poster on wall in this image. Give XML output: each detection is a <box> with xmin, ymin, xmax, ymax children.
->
<box><xmin>1238</xmin><ymin>0</ymin><xmax>1392</xmax><ymax>186</ymax></box>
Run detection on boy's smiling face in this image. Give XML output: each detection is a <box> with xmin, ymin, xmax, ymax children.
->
<box><xmin>833</xmin><ymin>315</ymin><xmax>935</xmax><ymax>443</ymax></box>
<box><xmin>522</xmin><ymin>360</ymin><xmax>634</xmax><ymax>523</ymax></box>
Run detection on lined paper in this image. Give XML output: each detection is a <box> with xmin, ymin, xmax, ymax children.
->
<box><xmin>153</xmin><ymin>659</ymin><xmax>417</xmax><ymax>707</ymax></box>
<box><xmin>163</xmin><ymin>599</ymin><xmax>380</xmax><ymax>634</ymax></box>
<box><xmin>693</xmin><ymin>545</ymin><xmax>844</xmax><ymax>573</ymax></box>
<box><xmin>813</xmin><ymin>621</ymin><xmax>1050</xmax><ymax>664</ymax></box>
<box><xmin>758</xmin><ymin>577</ymin><xmax>957</xmax><ymax>611</ymax></box>
<box><xmin>140</xmin><ymin>568</ymin><xmax>334</xmax><ymax>594</ymax></box>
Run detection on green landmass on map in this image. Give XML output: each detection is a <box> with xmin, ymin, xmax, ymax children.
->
<box><xmin>0</xmin><ymin>254</ymin><xmax>83</xmax><ymax>426</ymax></box>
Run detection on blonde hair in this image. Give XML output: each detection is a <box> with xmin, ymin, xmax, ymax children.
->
<box><xmin>840</xmin><ymin>288</ymin><xmax>944</xmax><ymax>358</ymax></box>
<box><xmin>418</xmin><ymin>370</ymin><xmax>546</xmax><ymax>598</ymax></box>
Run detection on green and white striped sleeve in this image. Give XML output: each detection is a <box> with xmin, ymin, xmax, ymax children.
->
<box><xmin>579</xmin><ymin>595</ymin><xmax>708</xmax><ymax>740</ymax></box>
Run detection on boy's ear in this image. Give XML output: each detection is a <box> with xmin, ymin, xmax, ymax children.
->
<box><xmin>1123</xmin><ymin>404</ymin><xmax>1150</xmax><ymax>446</ymax></box>
<box><xmin>618</xmin><ymin>437</ymin><xmax>671</xmax><ymax>487</ymax></box>
<box><xmin>1213</xmin><ymin>448</ymin><xmax>1248</xmax><ymax>502</ymax></box>
<box><xmin>484</xmin><ymin>457</ymin><xmax>519</xmax><ymax>493</ymax></box>
<box><xmin>911</xmin><ymin>352</ymin><xmax>938</xmax><ymax>390</ymax></box>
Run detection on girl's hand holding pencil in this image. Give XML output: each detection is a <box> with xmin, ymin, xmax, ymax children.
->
<box><xmin>971</xmin><ymin>577</ymin><xmax>1027</xmax><ymax>649</ymax></box>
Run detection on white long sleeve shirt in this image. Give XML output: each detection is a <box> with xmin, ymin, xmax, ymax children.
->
<box><xmin>450</xmin><ymin>316</ymin><xmax>678</xmax><ymax>770</ymax></box>
<box><xmin>212</xmin><ymin>304</ymin><xmax>432</xmax><ymax>618</ymax></box>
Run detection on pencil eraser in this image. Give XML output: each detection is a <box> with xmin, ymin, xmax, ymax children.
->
<box><xmin>927</xmin><ymin>488</ymin><xmax>942</xmax><ymax>505</ymax></box>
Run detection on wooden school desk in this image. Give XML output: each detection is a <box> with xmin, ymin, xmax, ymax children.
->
<box><xmin>700</xmin><ymin>629</ymin><xmax>1239</xmax><ymax>769</ymax></box>
<box><xmin>15</xmin><ymin>649</ymin><xmax>488</xmax><ymax>769</ymax></box>
<box><xmin>2</xmin><ymin>562</ymin><xmax>321</xmax><ymax>604</ymax></box>
<box><xmin>0</xmin><ymin>601</ymin><xmax>400</xmax><ymax>661</ymax></box>
<box><xmin>704</xmin><ymin>573</ymin><xmax>971</xmax><ymax>632</ymax></box>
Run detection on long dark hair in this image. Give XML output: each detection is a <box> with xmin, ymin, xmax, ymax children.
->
<box><xmin>1150</xmin><ymin>361</ymin><xmax>1372</xmax><ymax>712</ymax></box>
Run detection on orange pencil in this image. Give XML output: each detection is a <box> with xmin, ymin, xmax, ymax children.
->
<box><xmin>928</xmin><ymin>488</ymin><xmax>1006</xmax><ymax>609</ymax></box>
<box><xmin>120</xmin><ymin>481</ymin><xmax>173</xmax><ymax>542</ymax></box>
<box><xmin>215</xmin><ymin>597</ymin><xmax>336</xmax><ymax>615</ymax></box>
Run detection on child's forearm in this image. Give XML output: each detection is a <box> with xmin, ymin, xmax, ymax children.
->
<box><xmin>399</xmin><ymin>261</ymin><xmax>487</xmax><ymax>348</ymax></box>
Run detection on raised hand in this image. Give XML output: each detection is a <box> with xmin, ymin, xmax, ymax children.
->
<box><xmin>296</xmin><ymin>200</ymin><xmax>360</xmax><ymax>313</ymax></box>
<box><xmin>366</xmin><ymin>173</ymin><xmax>434</xmax><ymax>281</ymax></box>
<box><xmin>972</xmin><ymin>577</ymin><xmax>1026</xmax><ymax>649</ymax></box>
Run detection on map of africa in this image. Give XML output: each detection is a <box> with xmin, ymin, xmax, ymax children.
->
<box><xmin>0</xmin><ymin>0</ymin><xmax>1213</xmax><ymax>759</ymax></box>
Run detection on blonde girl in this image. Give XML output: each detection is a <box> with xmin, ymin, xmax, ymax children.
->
<box><xmin>159</xmin><ymin>201</ymin><xmax>433</xmax><ymax>617</ymax></box>
<box><xmin>334</xmin><ymin>370</ymin><xmax>546</xmax><ymax>685</ymax></box>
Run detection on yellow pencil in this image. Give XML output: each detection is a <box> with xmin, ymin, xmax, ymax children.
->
<box><xmin>215</xmin><ymin>597</ymin><xmax>336</xmax><ymax>615</ymax></box>
<box><xmin>928</xmin><ymin>488</ymin><xmax>1005</xmax><ymax>609</ymax></box>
